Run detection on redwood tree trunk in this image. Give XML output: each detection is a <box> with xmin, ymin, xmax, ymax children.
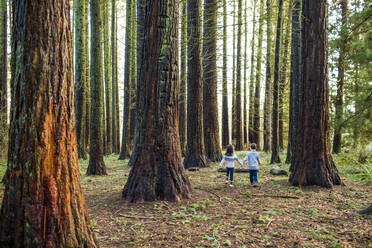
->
<box><xmin>87</xmin><ymin>0</ymin><xmax>107</xmax><ymax>175</ymax></box>
<box><xmin>270</xmin><ymin>0</ymin><xmax>283</xmax><ymax>164</ymax></box>
<box><xmin>289</xmin><ymin>0</ymin><xmax>341</xmax><ymax>187</ymax></box>
<box><xmin>179</xmin><ymin>0</ymin><xmax>187</xmax><ymax>156</ymax></box>
<box><xmin>123</xmin><ymin>0</ymin><xmax>192</xmax><ymax>203</ymax></box>
<box><xmin>184</xmin><ymin>0</ymin><xmax>209</xmax><ymax>168</ymax></box>
<box><xmin>235</xmin><ymin>0</ymin><xmax>243</xmax><ymax>150</ymax></box>
<box><xmin>0</xmin><ymin>0</ymin><xmax>7</xmax><ymax>155</ymax></box>
<box><xmin>203</xmin><ymin>0</ymin><xmax>222</xmax><ymax>160</ymax></box>
<box><xmin>221</xmin><ymin>0</ymin><xmax>229</xmax><ymax>148</ymax></box>
<box><xmin>0</xmin><ymin>1</ymin><xmax>97</xmax><ymax>246</ymax></box>
<box><xmin>104</xmin><ymin>0</ymin><xmax>112</xmax><ymax>155</ymax></box>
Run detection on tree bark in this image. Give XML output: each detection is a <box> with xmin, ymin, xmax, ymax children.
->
<box><xmin>0</xmin><ymin>0</ymin><xmax>7</xmax><ymax>156</ymax></box>
<box><xmin>104</xmin><ymin>0</ymin><xmax>112</xmax><ymax>155</ymax></box>
<box><xmin>270</xmin><ymin>0</ymin><xmax>283</xmax><ymax>164</ymax></box>
<box><xmin>289</xmin><ymin>0</ymin><xmax>341</xmax><ymax>187</ymax></box>
<box><xmin>332</xmin><ymin>0</ymin><xmax>348</xmax><ymax>154</ymax></box>
<box><xmin>203</xmin><ymin>0</ymin><xmax>222</xmax><ymax>160</ymax></box>
<box><xmin>221</xmin><ymin>0</ymin><xmax>229</xmax><ymax>148</ymax></box>
<box><xmin>0</xmin><ymin>1</ymin><xmax>97</xmax><ymax>246</ymax></box>
<box><xmin>129</xmin><ymin>0</ymin><xmax>137</xmax><ymax>149</ymax></box>
<box><xmin>243</xmin><ymin>0</ymin><xmax>248</xmax><ymax>146</ymax></box>
<box><xmin>87</xmin><ymin>0</ymin><xmax>107</xmax><ymax>175</ymax></box>
<box><xmin>263</xmin><ymin>0</ymin><xmax>272</xmax><ymax>152</ymax></box>
<box><xmin>123</xmin><ymin>0</ymin><xmax>192</xmax><ymax>203</ymax></box>
<box><xmin>231</xmin><ymin>0</ymin><xmax>236</xmax><ymax>142</ymax></box>
<box><xmin>179</xmin><ymin>0</ymin><xmax>187</xmax><ymax>156</ymax></box>
<box><xmin>184</xmin><ymin>0</ymin><xmax>209</xmax><ymax>168</ymax></box>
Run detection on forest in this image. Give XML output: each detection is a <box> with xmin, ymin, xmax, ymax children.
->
<box><xmin>0</xmin><ymin>0</ymin><xmax>371</xmax><ymax>247</ymax></box>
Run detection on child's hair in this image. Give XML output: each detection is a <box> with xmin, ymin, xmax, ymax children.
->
<box><xmin>225</xmin><ymin>144</ymin><xmax>234</xmax><ymax>156</ymax></box>
<box><xmin>250</xmin><ymin>143</ymin><xmax>257</xmax><ymax>150</ymax></box>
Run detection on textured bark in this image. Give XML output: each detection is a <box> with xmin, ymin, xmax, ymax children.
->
<box><xmin>184</xmin><ymin>0</ymin><xmax>209</xmax><ymax>168</ymax></box>
<box><xmin>119</xmin><ymin>0</ymin><xmax>133</xmax><ymax>160</ymax></box>
<box><xmin>243</xmin><ymin>0</ymin><xmax>248</xmax><ymax>146</ymax></box>
<box><xmin>231</xmin><ymin>0</ymin><xmax>236</xmax><ymax>142</ymax></box>
<box><xmin>234</xmin><ymin>0</ymin><xmax>243</xmax><ymax>150</ymax></box>
<box><xmin>221</xmin><ymin>0</ymin><xmax>229</xmax><ymax>148</ymax></box>
<box><xmin>287</xmin><ymin>0</ymin><xmax>301</xmax><ymax>166</ymax></box>
<box><xmin>332</xmin><ymin>0</ymin><xmax>348</xmax><ymax>154</ymax></box>
<box><xmin>129</xmin><ymin>0</ymin><xmax>137</xmax><ymax>148</ymax></box>
<box><xmin>203</xmin><ymin>0</ymin><xmax>222</xmax><ymax>160</ymax></box>
<box><xmin>179</xmin><ymin>0</ymin><xmax>187</xmax><ymax>155</ymax></box>
<box><xmin>87</xmin><ymin>0</ymin><xmax>107</xmax><ymax>175</ymax></box>
<box><xmin>123</xmin><ymin>0</ymin><xmax>192</xmax><ymax>203</ymax></box>
<box><xmin>74</xmin><ymin>0</ymin><xmax>89</xmax><ymax>160</ymax></box>
<box><xmin>289</xmin><ymin>0</ymin><xmax>341</xmax><ymax>187</ymax></box>
<box><xmin>0</xmin><ymin>0</ymin><xmax>7</xmax><ymax>155</ymax></box>
<box><xmin>111</xmin><ymin>0</ymin><xmax>119</xmax><ymax>154</ymax></box>
<box><xmin>263</xmin><ymin>0</ymin><xmax>272</xmax><ymax>152</ymax></box>
<box><xmin>85</xmin><ymin>0</ymin><xmax>91</xmax><ymax>152</ymax></box>
<box><xmin>104</xmin><ymin>0</ymin><xmax>112</xmax><ymax>155</ymax></box>
<box><xmin>278</xmin><ymin>2</ymin><xmax>292</xmax><ymax>151</ymax></box>
<box><xmin>270</xmin><ymin>0</ymin><xmax>283</xmax><ymax>164</ymax></box>
<box><xmin>0</xmin><ymin>1</ymin><xmax>97</xmax><ymax>246</ymax></box>
<box><xmin>252</xmin><ymin>0</ymin><xmax>264</xmax><ymax>150</ymax></box>
<box><xmin>248</xmin><ymin>0</ymin><xmax>257</xmax><ymax>143</ymax></box>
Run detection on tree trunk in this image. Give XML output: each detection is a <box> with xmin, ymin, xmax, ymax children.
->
<box><xmin>129</xmin><ymin>0</ymin><xmax>137</xmax><ymax>148</ymax></box>
<box><xmin>85</xmin><ymin>0</ymin><xmax>91</xmax><ymax>153</ymax></box>
<box><xmin>184</xmin><ymin>0</ymin><xmax>209</xmax><ymax>168</ymax></box>
<box><xmin>289</xmin><ymin>0</ymin><xmax>341</xmax><ymax>187</ymax></box>
<box><xmin>252</xmin><ymin>0</ymin><xmax>264</xmax><ymax>150</ymax></box>
<box><xmin>111</xmin><ymin>0</ymin><xmax>119</xmax><ymax>154</ymax></box>
<box><xmin>270</xmin><ymin>0</ymin><xmax>283</xmax><ymax>164</ymax></box>
<box><xmin>203</xmin><ymin>0</ymin><xmax>222</xmax><ymax>160</ymax></box>
<box><xmin>0</xmin><ymin>1</ymin><xmax>97</xmax><ymax>246</ymax></box>
<box><xmin>231</xmin><ymin>0</ymin><xmax>236</xmax><ymax>142</ymax></box>
<box><xmin>234</xmin><ymin>0</ymin><xmax>243</xmax><ymax>150</ymax></box>
<box><xmin>87</xmin><ymin>0</ymin><xmax>107</xmax><ymax>175</ymax></box>
<box><xmin>221</xmin><ymin>0</ymin><xmax>229</xmax><ymax>148</ymax></box>
<box><xmin>263</xmin><ymin>0</ymin><xmax>272</xmax><ymax>152</ymax></box>
<box><xmin>123</xmin><ymin>0</ymin><xmax>192</xmax><ymax>203</ymax></box>
<box><xmin>119</xmin><ymin>0</ymin><xmax>133</xmax><ymax>160</ymax></box>
<box><xmin>332</xmin><ymin>0</ymin><xmax>348</xmax><ymax>154</ymax></box>
<box><xmin>0</xmin><ymin>0</ymin><xmax>7</xmax><ymax>156</ymax></box>
<box><xmin>104</xmin><ymin>0</ymin><xmax>112</xmax><ymax>155</ymax></box>
<box><xmin>179</xmin><ymin>0</ymin><xmax>187</xmax><ymax>155</ymax></box>
<box><xmin>248</xmin><ymin>0</ymin><xmax>257</xmax><ymax>143</ymax></box>
<box><xmin>287</xmin><ymin>0</ymin><xmax>301</xmax><ymax>167</ymax></box>
<box><xmin>243</xmin><ymin>0</ymin><xmax>248</xmax><ymax>146</ymax></box>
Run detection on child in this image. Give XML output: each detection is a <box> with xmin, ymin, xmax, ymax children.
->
<box><xmin>243</xmin><ymin>143</ymin><xmax>261</xmax><ymax>186</ymax></box>
<box><xmin>220</xmin><ymin>144</ymin><xmax>242</xmax><ymax>187</ymax></box>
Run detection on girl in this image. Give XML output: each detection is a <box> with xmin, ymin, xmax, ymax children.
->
<box><xmin>220</xmin><ymin>144</ymin><xmax>242</xmax><ymax>187</ymax></box>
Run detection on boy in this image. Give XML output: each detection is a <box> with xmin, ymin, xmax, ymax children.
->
<box><xmin>243</xmin><ymin>143</ymin><xmax>261</xmax><ymax>186</ymax></box>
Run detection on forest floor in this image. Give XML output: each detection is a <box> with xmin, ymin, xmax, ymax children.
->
<box><xmin>0</xmin><ymin>151</ymin><xmax>371</xmax><ymax>248</ymax></box>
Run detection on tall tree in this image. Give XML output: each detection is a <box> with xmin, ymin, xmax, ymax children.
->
<box><xmin>119</xmin><ymin>0</ymin><xmax>133</xmax><ymax>160</ymax></box>
<box><xmin>270</xmin><ymin>0</ymin><xmax>283</xmax><ymax>164</ymax></box>
<box><xmin>184</xmin><ymin>0</ymin><xmax>209</xmax><ymax>168</ymax></box>
<box><xmin>179</xmin><ymin>0</ymin><xmax>187</xmax><ymax>155</ymax></box>
<box><xmin>0</xmin><ymin>1</ymin><xmax>97</xmax><ymax>246</ymax></box>
<box><xmin>231</xmin><ymin>0</ymin><xmax>236</xmax><ymax>141</ymax></box>
<box><xmin>129</xmin><ymin>0</ymin><xmax>137</xmax><ymax>147</ymax></box>
<box><xmin>123</xmin><ymin>0</ymin><xmax>192</xmax><ymax>202</ymax></box>
<box><xmin>263</xmin><ymin>0</ymin><xmax>272</xmax><ymax>151</ymax></box>
<box><xmin>248</xmin><ymin>0</ymin><xmax>257</xmax><ymax>142</ymax></box>
<box><xmin>203</xmin><ymin>0</ymin><xmax>222</xmax><ymax>160</ymax></box>
<box><xmin>104</xmin><ymin>0</ymin><xmax>112</xmax><ymax>155</ymax></box>
<box><xmin>252</xmin><ymin>0</ymin><xmax>264</xmax><ymax>149</ymax></box>
<box><xmin>332</xmin><ymin>0</ymin><xmax>348</xmax><ymax>154</ymax></box>
<box><xmin>0</xmin><ymin>0</ymin><xmax>7</xmax><ymax>155</ymax></box>
<box><xmin>221</xmin><ymin>0</ymin><xmax>230</xmax><ymax>147</ymax></box>
<box><xmin>243</xmin><ymin>0</ymin><xmax>248</xmax><ymax>146</ymax></box>
<box><xmin>234</xmin><ymin>0</ymin><xmax>243</xmax><ymax>150</ymax></box>
<box><xmin>87</xmin><ymin>0</ymin><xmax>107</xmax><ymax>175</ymax></box>
<box><xmin>289</xmin><ymin>0</ymin><xmax>341</xmax><ymax>187</ymax></box>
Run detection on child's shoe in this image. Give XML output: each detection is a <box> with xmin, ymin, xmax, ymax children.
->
<box><xmin>229</xmin><ymin>181</ymin><xmax>234</xmax><ymax>187</ymax></box>
<box><xmin>225</xmin><ymin>177</ymin><xmax>229</xmax><ymax>184</ymax></box>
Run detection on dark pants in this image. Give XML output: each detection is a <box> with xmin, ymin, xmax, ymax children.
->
<box><xmin>226</xmin><ymin>167</ymin><xmax>234</xmax><ymax>182</ymax></box>
<box><xmin>249</xmin><ymin>170</ymin><xmax>258</xmax><ymax>184</ymax></box>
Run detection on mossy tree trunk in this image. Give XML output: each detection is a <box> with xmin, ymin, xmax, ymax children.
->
<box><xmin>0</xmin><ymin>1</ymin><xmax>97</xmax><ymax>246</ymax></box>
<box><xmin>248</xmin><ymin>0</ymin><xmax>257</xmax><ymax>143</ymax></box>
<box><xmin>252</xmin><ymin>0</ymin><xmax>264</xmax><ymax>150</ymax></box>
<box><xmin>179</xmin><ymin>0</ymin><xmax>187</xmax><ymax>156</ymax></box>
<box><xmin>221</xmin><ymin>0</ymin><xmax>229</xmax><ymax>148</ymax></box>
<box><xmin>234</xmin><ymin>0</ymin><xmax>243</xmax><ymax>150</ymax></box>
<box><xmin>87</xmin><ymin>0</ymin><xmax>107</xmax><ymax>175</ymax></box>
<box><xmin>119</xmin><ymin>0</ymin><xmax>133</xmax><ymax>160</ymax></box>
<box><xmin>270</xmin><ymin>0</ymin><xmax>283</xmax><ymax>164</ymax></box>
<box><xmin>203</xmin><ymin>0</ymin><xmax>222</xmax><ymax>160</ymax></box>
<box><xmin>0</xmin><ymin>0</ymin><xmax>7</xmax><ymax>156</ymax></box>
<box><xmin>184</xmin><ymin>0</ymin><xmax>209</xmax><ymax>168</ymax></box>
<box><xmin>123</xmin><ymin>0</ymin><xmax>192</xmax><ymax>203</ymax></box>
<box><xmin>104</xmin><ymin>0</ymin><xmax>112</xmax><ymax>155</ymax></box>
<box><xmin>289</xmin><ymin>0</ymin><xmax>341</xmax><ymax>187</ymax></box>
<box><xmin>263</xmin><ymin>0</ymin><xmax>272</xmax><ymax>152</ymax></box>
<box><xmin>243</xmin><ymin>0</ymin><xmax>248</xmax><ymax>146</ymax></box>
<box><xmin>129</xmin><ymin>0</ymin><xmax>137</xmax><ymax>149</ymax></box>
